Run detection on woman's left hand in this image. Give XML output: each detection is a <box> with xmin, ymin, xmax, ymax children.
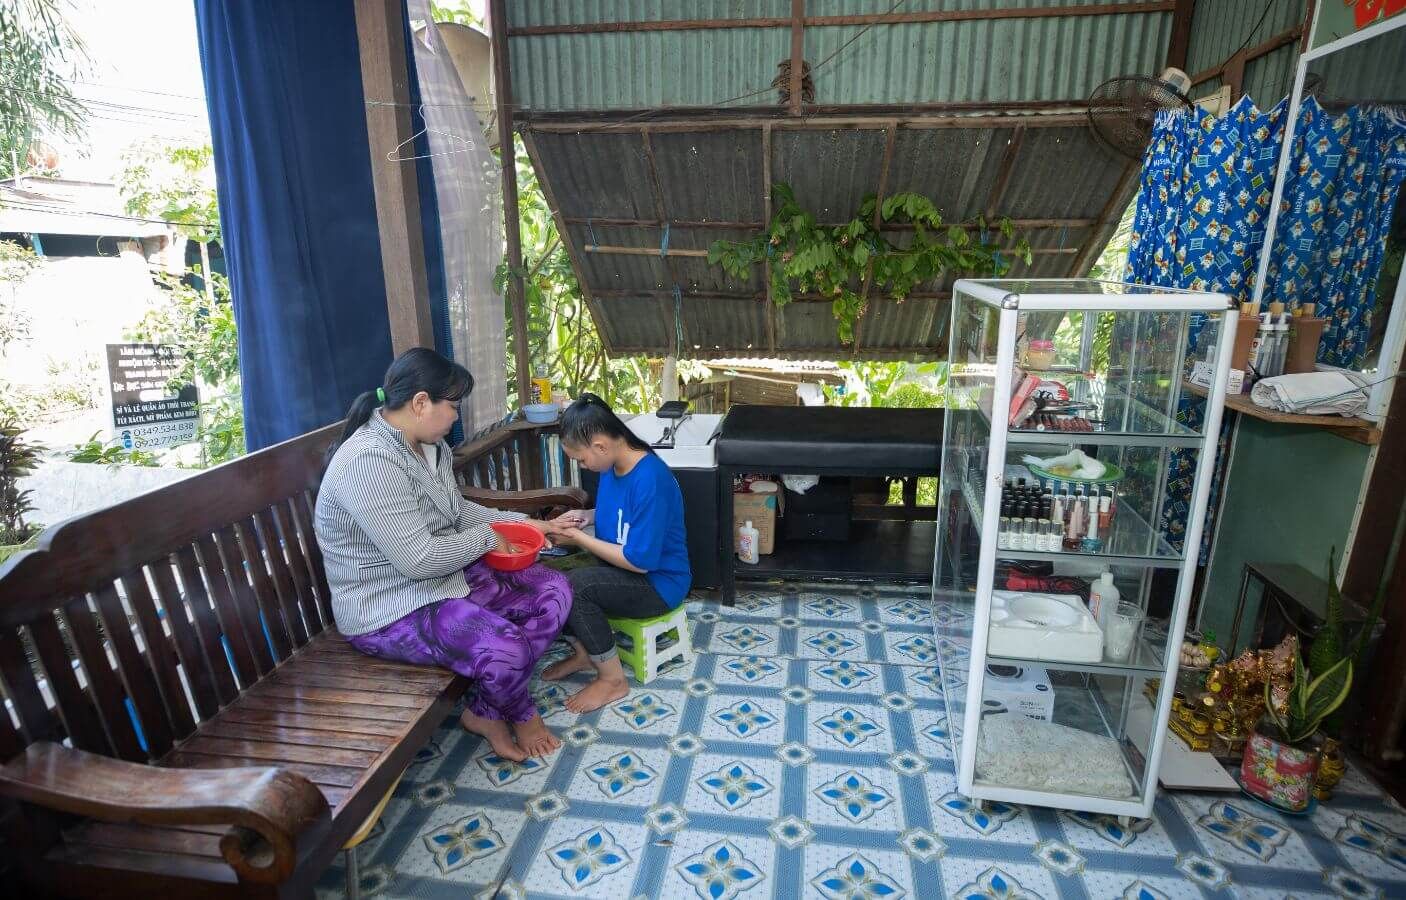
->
<box><xmin>551</xmin><ymin>526</ymin><xmax>585</xmax><ymax>547</ymax></box>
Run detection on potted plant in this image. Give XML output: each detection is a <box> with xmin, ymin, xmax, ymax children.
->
<box><xmin>1240</xmin><ymin>654</ymin><xmax>1351</xmax><ymax>813</ymax></box>
<box><xmin>0</xmin><ymin>417</ymin><xmax>43</xmax><ymax>565</ymax></box>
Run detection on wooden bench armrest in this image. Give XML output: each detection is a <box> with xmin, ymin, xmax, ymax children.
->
<box><xmin>0</xmin><ymin>742</ymin><xmax>330</xmax><ymax>884</ymax></box>
<box><xmin>461</xmin><ymin>485</ymin><xmax>588</xmax><ymax>514</ymax></box>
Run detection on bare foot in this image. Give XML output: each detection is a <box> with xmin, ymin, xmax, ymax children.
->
<box><xmin>512</xmin><ymin>714</ymin><xmax>561</xmax><ymax>758</ymax></box>
<box><xmin>564</xmin><ymin>676</ymin><xmax>630</xmax><ymax>714</ymax></box>
<box><xmin>542</xmin><ymin>644</ymin><xmax>593</xmax><ymax>682</ymax></box>
<box><xmin>461</xmin><ymin>710</ymin><xmax>525</xmax><ymax>762</ymax></box>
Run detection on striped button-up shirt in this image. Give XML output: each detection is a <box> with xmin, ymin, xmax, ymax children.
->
<box><xmin>314</xmin><ymin>411</ymin><xmax>524</xmax><ymax>635</ymax></box>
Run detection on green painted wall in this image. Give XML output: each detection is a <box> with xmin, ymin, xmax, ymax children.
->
<box><xmin>1200</xmin><ymin>416</ymin><xmax>1370</xmax><ymax>650</ymax></box>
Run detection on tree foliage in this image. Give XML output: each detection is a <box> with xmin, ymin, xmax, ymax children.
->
<box><xmin>496</xmin><ymin>138</ymin><xmax>677</xmax><ymax>413</ymax></box>
<box><xmin>0</xmin><ymin>0</ymin><xmax>86</xmax><ymax>177</ymax></box>
<box><xmin>118</xmin><ymin>141</ymin><xmax>220</xmax><ymax>243</ymax></box>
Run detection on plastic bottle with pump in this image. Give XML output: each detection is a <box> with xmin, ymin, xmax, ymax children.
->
<box><xmin>737</xmin><ymin>520</ymin><xmax>760</xmax><ymax>565</ymax></box>
<box><xmin>1246</xmin><ymin>312</ymin><xmax>1272</xmax><ymax>379</ymax></box>
<box><xmin>1089</xmin><ymin>569</ymin><xmax>1120</xmax><ymax>626</ymax></box>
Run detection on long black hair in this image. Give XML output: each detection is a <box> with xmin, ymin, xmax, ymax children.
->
<box><xmin>559</xmin><ymin>393</ymin><xmax>653</xmax><ymax>453</ymax></box>
<box><xmin>334</xmin><ymin>347</ymin><xmax>474</xmax><ymax>451</ymax></box>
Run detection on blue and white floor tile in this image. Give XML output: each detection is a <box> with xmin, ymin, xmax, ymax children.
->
<box><xmin>318</xmin><ymin>582</ymin><xmax>1406</xmax><ymax>899</ymax></box>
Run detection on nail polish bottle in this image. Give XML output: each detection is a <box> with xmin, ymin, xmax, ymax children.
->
<box><xmin>1080</xmin><ymin>501</ymin><xmax>1103</xmax><ymax>553</ymax></box>
<box><xmin>1065</xmin><ymin>496</ymin><xmax>1086</xmax><ymax>550</ymax></box>
<box><xmin>1099</xmin><ymin>492</ymin><xmax>1113</xmax><ymax>531</ymax></box>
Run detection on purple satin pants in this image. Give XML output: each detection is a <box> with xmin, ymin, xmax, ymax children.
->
<box><xmin>347</xmin><ymin>561</ymin><xmax>571</xmax><ymax>723</ymax></box>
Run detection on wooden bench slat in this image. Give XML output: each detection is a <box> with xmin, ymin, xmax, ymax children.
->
<box><xmin>178</xmin><ymin>736</ymin><xmax>378</xmax><ymax>769</ymax></box>
<box><xmin>172</xmin><ymin>546</ymin><xmax>241</xmax><ymax>705</ymax></box>
<box><xmin>119</xmin><ymin>570</ymin><xmax>198</xmax><ymax>741</ymax></box>
<box><xmin>290</xmin><ymin>492</ymin><xmax>333</xmax><ymax>627</ymax></box>
<box><xmin>271</xmin><ymin>669</ymin><xmax>447</xmax><ymax>697</ymax></box>
<box><xmin>61</xmin><ymin>596</ymin><xmax>148</xmax><ymax>762</ymax></box>
<box><xmin>253</xmin><ymin>508</ymin><xmax>310</xmax><ymax>648</ymax></box>
<box><xmin>194</xmin><ymin>720</ymin><xmax>395</xmax><ymax>753</ymax></box>
<box><xmin>48</xmin><ymin>843</ymin><xmax>241</xmax><ymax>889</ymax></box>
<box><xmin>249</xmin><ymin>682</ymin><xmax>432</xmax><ymax>710</ymax></box>
<box><xmin>231</xmin><ymin>695</ymin><xmax>418</xmax><ymax>724</ymax></box>
<box><xmin>66</xmin><ymin>822</ymin><xmax>226</xmax><ymax>860</ymax></box>
<box><xmin>287</xmin><ymin>656</ymin><xmax>455</xmax><ymax>685</ymax></box>
<box><xmin>192</xmin><ymin>534</ymin><xmax>261</xmax><ymax>688</ymax></box>
<box><xmin>147</xmin><ymin>560</ymin><xmax>221</xmax><ymax>721</ymax></box>
<box><xmin>163</xmin><ymin>750</ymin><xmax>363</xmax><ymax>788</ymax></box>
<box><xmin>211</xmin><ymin>706</ymin><xmax>412</xmax><ymax>738</ymax></box>
<box><xmin>232</xmin><ymin>519</ymin><xmax>293</xmax><ymax>663</ymax></box>
<box><xmin>212</xmin><ymin>525</ymin><xmax>279</xmax><ymax>675</ymax></box>
<box><xmin>269</xmin><ymin>501</ymin><xmax>323</xmax><ymax>640</ymax></box>
<box><xmin>0</xmin><ymin>626</ymin><xmax>59</xmax><ymax>744</ymax></box>
<box><xmin>92</xmin><ymin>584</ymin><xmax>174</xmax><ymax>759</ymax></box>
<box><xmin>27</xmin><ymin>613</ymin><xmax>110</xmax><ymax>755</ymax></box>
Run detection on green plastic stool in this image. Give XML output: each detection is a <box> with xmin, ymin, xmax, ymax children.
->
<box><xmin>606</xmin><ymin>606</ymin><xmax>693</xmax><ymax>683</ymax></box>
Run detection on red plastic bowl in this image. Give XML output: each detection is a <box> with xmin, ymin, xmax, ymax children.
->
<box><xmin>484</xmin><ymin>521</ymin><xmax>545</xmax><ymax>571</ymax></box>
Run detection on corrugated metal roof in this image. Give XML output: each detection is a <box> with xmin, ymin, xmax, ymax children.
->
<box><xmin>507</xmin><ymin>0</ymin><xmax>1175</xmax><ymax>112</ymax></box>
<box><xmin>503</xmin><ymin>0</ymin><xmax>1262</xmax><ymax>358</ymax></box>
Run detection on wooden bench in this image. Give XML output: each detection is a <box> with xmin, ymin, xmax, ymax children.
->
<box><xmin>0</xmin><ymin>420</ymin><xmax>583</xmax><ymax>898</ymax></box>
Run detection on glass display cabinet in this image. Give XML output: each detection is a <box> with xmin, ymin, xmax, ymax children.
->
<box><xmin>932</xmin><ymin>278</ymin><xmax>1236</xmax><ymax>818</ymax></box>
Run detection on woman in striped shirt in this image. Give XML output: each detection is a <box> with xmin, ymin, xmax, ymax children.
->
<box><xmin>315</xmin><ymin>349</ymin><xmax>570</xmax><ymax>761</ymax></box>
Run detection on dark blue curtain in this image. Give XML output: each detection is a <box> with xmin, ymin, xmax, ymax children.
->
<box><xmin>195</xmin><ymin>1</ymin><xmax>453</xmax><ymax>451</ymax></box>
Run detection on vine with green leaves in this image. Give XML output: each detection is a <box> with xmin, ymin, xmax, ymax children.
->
<box><xmin>708</xmin><ymin>183</ymin><xmax>1032</xmax><ymax>344</ymax></box>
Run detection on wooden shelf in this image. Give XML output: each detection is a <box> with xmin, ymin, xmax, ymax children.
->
<box><xmin>1183</xmin><ymin>381</ymin><xmax>1380</xmax><ymax>445</ymax></box>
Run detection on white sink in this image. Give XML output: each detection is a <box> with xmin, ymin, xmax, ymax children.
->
<box><xmin>625</xmin><ymin>413</ymin><xmax>723</xmax><ymax>469</ymax></box>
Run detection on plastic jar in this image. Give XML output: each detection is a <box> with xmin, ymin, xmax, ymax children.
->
<box><xmin>1025</xmin><ymin>339</ymin><xmax>1056</xmax><ymax>369</ymax></box>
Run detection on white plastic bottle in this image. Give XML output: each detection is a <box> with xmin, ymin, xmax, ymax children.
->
<box><xmin>1089</xmin><ymin>569</ymin><xmax>1120</xmax><ymax>625</ymax></box>
<box><xmin>737</xmin><ymin>520</ymin><xmax>760</xmax><ymax>564</ymax></box>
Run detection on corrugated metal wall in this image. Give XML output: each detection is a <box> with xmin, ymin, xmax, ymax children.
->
<box><xmin>1185</xmin><ymin>0</ymin><xmax>1307</xmax><ymax>107</ymax></box>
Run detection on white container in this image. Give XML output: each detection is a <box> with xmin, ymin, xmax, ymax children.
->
<box><xmin>737</xmin><ymin>520</ymin><xmax>760</xmax><ymax>564</ymax></box>
<box><xmin>1089</xmin><ymin>570</ymin><xmax>1120</xmax><ymax>626</ymax></box>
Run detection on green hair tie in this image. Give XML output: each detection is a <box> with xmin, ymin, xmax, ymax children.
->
<box><xmin>375</xmin><ymin>387</ymin><xmax>386</xmax><ymax>405</ymax></box>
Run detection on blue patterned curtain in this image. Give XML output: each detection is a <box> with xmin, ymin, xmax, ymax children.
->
<box><xmin>1126</xmin><ymin>95</ymin><xmax>1406</xmax><ymax>558</ymax></box>
<box><xmin>1124</xmin><ymin>97</ymin><xmax>1287</xmax><ymax>556</ymax></box>
<box><xmin>1264</xmin><ymin>98</ymin><xmax>1406</xmax><ymax>368</ymax></box>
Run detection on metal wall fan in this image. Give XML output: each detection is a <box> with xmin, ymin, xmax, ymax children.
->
<box><xmin>1086</xmin><ymin>67</ymin><xmax>1194</xmax><ymax>160</ymax></box>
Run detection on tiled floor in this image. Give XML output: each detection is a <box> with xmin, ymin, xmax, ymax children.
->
<box><xmin>318</xmin><ymin>582</ymin><xmax>1406</xmax><ymax>899</ymax></box>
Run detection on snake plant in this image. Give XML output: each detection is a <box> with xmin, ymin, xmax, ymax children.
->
<box><xmin>1262</xmin><ymin>654</ymin><xmax>1353</xmax><ymax>747</ymax></box>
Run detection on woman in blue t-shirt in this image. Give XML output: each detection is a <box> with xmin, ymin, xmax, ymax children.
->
<box><xmin>543</xmin><ymin>394</ymin><xmax>691</xmax><ymax>712</ymax></box>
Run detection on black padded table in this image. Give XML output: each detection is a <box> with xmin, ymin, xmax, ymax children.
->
<box><xmin>716</xmin><ymin>406</ymin><xmax>945</xmax><ymax>603</ymax></box>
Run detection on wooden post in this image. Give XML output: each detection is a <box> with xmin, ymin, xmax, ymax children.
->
<box><xmin>662</xmin><ymin>356</ymin><xmax>679</xmax><ymax>402</ymax></box>
<box><xmin>789</xmin><ymin>0</ymin><xmax>805</xmax><ymax>115</ymax></box>
<box><xmin>490</xmin><ymin>0</ymin><xmax>533</xmax><ymax>402</ymax></box>
<box><xmin>353</xmin><ymin>0</ymin><xmax>434</xmax><ymax>355</ymax></box>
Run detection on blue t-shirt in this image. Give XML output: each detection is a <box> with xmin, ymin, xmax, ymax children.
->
<box><xmin>594</xmin><ymin>452</ymin><xmax>691</xmax><ymax>606</ymax></box>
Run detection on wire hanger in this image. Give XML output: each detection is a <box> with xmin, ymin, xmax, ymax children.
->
<box><xmin>386</xmin><ymin>104</ymin><xmax>477</xmax><ymax>162</ymax></box>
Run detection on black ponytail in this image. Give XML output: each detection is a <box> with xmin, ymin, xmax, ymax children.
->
<box><xmin>560</xmin><ymin>393</ymin><xmax>653</xmax><ymax>454</ymax></box>
<box><xmin>332</xmin><ymin>347</ymin><xmax>474</xmax><ymax>455</ymax></box>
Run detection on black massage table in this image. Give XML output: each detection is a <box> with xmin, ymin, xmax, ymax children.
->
<box><xmin>715</xmin><ymin>405</ymin><xmax>946</xmax><ymax>603</ymax></box>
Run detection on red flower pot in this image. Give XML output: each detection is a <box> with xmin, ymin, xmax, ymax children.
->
<box><xmin>1240</xmin><ymin>721</ymin><xmax>1321</xmax><ymax>813</ymax></box>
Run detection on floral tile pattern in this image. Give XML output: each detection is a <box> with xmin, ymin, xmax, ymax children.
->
<box><xmin>319</xmin><ymin>582</ymin><xmax>1406</xmax><ymax>900</ymax></box>
<box><xmin>677</xmin><ymin>839</ymin><xmax>765</xmax><ymax>900</ymax></box>
<box><xmin>546</xmin><ymin>827</ymin><xmax>631</xmax><ymax>889</ymax></box>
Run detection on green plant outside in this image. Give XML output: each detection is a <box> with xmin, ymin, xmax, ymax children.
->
<box><xmin>709</xmin><ymin>184</ymin><xmax>1031</xmax><ymax>345</ymax></box>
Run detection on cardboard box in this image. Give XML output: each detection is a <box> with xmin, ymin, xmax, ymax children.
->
<box><xmin>733</xmin><ymin>491</ymin><xmax>777</xmax><ymax>555</ymax></box>
<box><xmin>979</xmin><ymin>662</ymin><xmax>1054</xmax><ymax>722</ymax></box>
